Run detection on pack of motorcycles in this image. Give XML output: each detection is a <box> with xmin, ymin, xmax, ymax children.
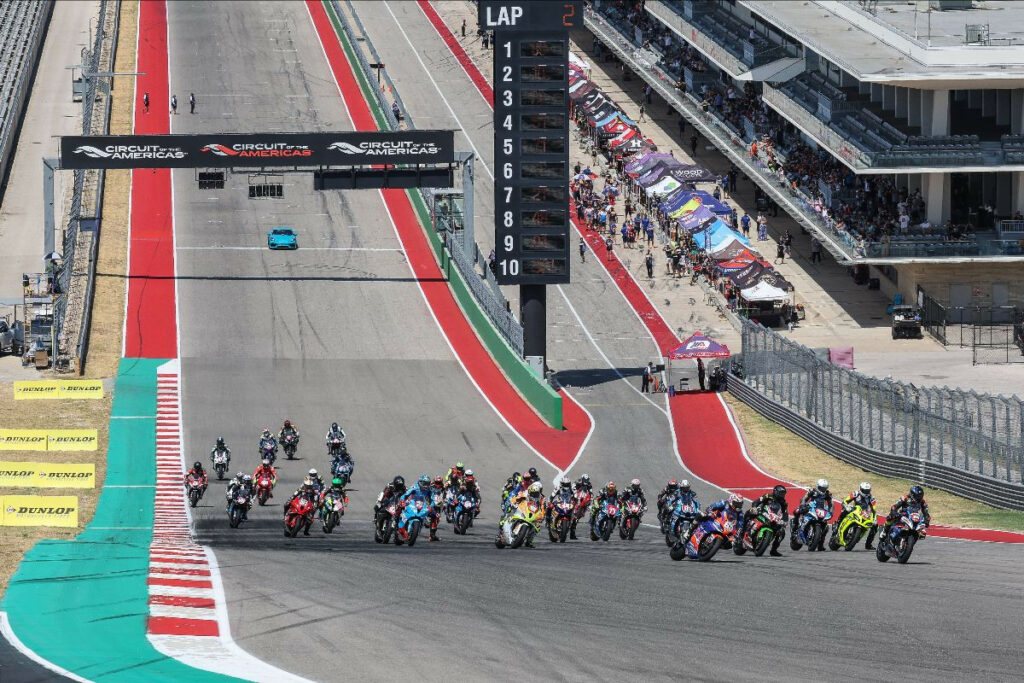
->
<box><xmin>187</xmin><ymin>459</ymin><xmax>925</xmax><ymax>563</ymax></box>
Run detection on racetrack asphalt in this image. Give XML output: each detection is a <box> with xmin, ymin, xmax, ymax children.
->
<box><xmin>172</xmin><ymin>2</ymin><xmax>1024</xmax><ymax>681</ymax></box>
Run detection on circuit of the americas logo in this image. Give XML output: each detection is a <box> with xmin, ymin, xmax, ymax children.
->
<box><xmin>74</xmin><ymin>144</ymin><xmax>186</xmax><ymax>160</ymax></box>
<box><xmin>201</xmin><ymin>142</ymin><xmax>312</xmax><ymax>158</ymax></box>
<box><xmin>327</xmin><ymin>140</ymin><xmax>441</xmax><ymax>156</ymax></box>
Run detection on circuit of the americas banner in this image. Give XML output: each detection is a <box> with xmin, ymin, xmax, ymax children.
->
<box><xmin>59</xmin><ymin>131</ymin><xmax>456</xmax><ymax>169</ymax></box>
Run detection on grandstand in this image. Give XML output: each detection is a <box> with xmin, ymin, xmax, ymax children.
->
<box><xmin>0</xmin><ymin>0</ymin><xmax>52</xmax><ymax>196</ymax></box>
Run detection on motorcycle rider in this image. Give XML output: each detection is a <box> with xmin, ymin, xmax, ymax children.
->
<box><xmin>209</xmin><ymin>437</ymin><xmax>231</xmax><ymax>468</ymax></box>
<box><xmin>680</xmin><ymin>494</ymin><xmax>744</xmax><ymax>549</ymax></box>
<box><xmin>663</xmin><ymin>480</ymin><xmax>701</xmax><ymax>536</ymax></box>
<box><xmin>321</xmin><ymin>477</ymin><xmax>348</xmax><ymax>515</ymax></box>
<box><xmin>396</xmin><ymin>475</ymin><xmax>434</xmax><ymax>538</ymax></box>
<box><xmin>444</xmin><ymin>462</ymin><xmax>466</xmax><ymax>490</ymax></box>
<box><xmin>505</xmin><ymin>482</ymin><xmax>545</xmax><ymax>547</ymax></box>
<box><xmin>460</xmin><ymin>471</ymin><xmax>482</xmax><ymax>516</ymax></box>
<box><xmin>589</xmin><ymin>481</ymin><xmax>620</xmax><ymax>528</ymax></box>
<box><xmin>325</xmin><ymin>422</ymin><xmax>347</xmax><ymax>454</ymax></box>
<box><xmin>307</xmin><ymin>468</ymin><xmax>325</xmax><ymax>494</ymax></box>
<box><xmin>184</xmin><ymin>461</ymin><xmax>208</xmax><ymax>495</ymax></box>
<box><xmin>574</xmin><ymin>473</ymin><xmax>593</xmax><ymax>494</ymax></box>
<box><xmin>428</xmin><ymin>476</ymin><xmax>446</xmax><ymax>541</ymax></box>
<box><xmin>226</xmin><ymin>472</ymin><xmax>251</xmax><ymax>520</ymax></box>
<box><xmin>618</xmin><ymin>478</ymin><xmax>648</xmax><ymax>510</ymax></box>
<box><xmin>547</xmin><ymin>476</ymin><xmax>575</xmax><ymax>529</ymax></box>
<box><xmin>251</xmin><ymin>458</ymin><xmax>277</xmax><ymax>498</ymax></box>
<box><xmin>375</xmin><ymin>475</ymin><xmax>407</xmax><ymax>514</ymax></box>
<box><xmin>834</xmin><ymin>481</ymin><xmax>879</xmax><ymax>549</ymax></box>
<box><xmin>880</xmin><ymin>485</ymin><xmax>931</xmax><ymax>541</ymax></box>
<box><xmin>657</xmin><ymin>479</ymin><xmax>680</xmax><ymax>519</ymax></box>
<box><xmin>279</xmin><ymin>419</ymin><xmax>300</xmax><ymax>449</ymax></box>
<box><xmin>742</xmin><ymin>485</ymin><xmax>789</xmax><ymax>556</ymax></box>
<box><xmin>792</xmin><ymin>478</ymin><xmax>833</xmax><ymax>534</ymax></box>
<box><xmin>225</xmin><ymin>471</ymin><xmax>245</xmax><ymax>501</ymax></box>
<box><xmin>258</xmin><ymin>428</ymin><xmax>277</xmax><ymax>455</ymax></box>
<box><xmin>283</xmin><ymin>481</ymin><xmax>318</xmax><ymax>535</ymax></box>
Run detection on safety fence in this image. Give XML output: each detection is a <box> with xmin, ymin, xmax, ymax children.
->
<box><xmin>334</xmin><ymin>0</ymin><xmax>524</xmax><ymax>357</ymax></box>
<box><xmin>730</xmin><ymin>318</ymin><xmax>1024</xmax><ymax>509</ymax></box>
<box><xmin>53</xmin><ymin>0</ymin><xmax>119</xmax><ymax>373</ymax></box>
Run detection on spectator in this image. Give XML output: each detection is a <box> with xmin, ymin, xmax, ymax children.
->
<box><xmin>645</xmin><ymin>250</ymin><xmax>654</xmax><ymax>278</ymax></box>
<box><xmin>810</xmin><ymin>236</ymin><xmax>822</xmax><ymax>263</ymax></box>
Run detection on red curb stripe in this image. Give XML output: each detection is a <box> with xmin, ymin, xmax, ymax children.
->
<box><xmin>149</xmin><ymin>595</ymin><xmax>217</xmax><ymax>609</ymax></box>
<box><xmin>306</xmin><ymin>0</ymin><xmax>590</xmax><ymax>470</ymax></box>
<box><xmin>416</xmin><ymin>1</ymin><xmax>492</xmax><ymax>107</ymax></box>
<box><xmin>148</xmin><ymin>577</ymin><xmax>213</xmax><ymax>589</ymax></box>
<box><xmin>147</xmin><ymin>616</ymin><xmax>219</xmax><ymax>637</ymax></box>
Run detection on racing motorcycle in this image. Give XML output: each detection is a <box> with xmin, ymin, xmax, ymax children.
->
<box><xmin>590</xmin><ymin>498</ymin><xmax>621</xmax><ymax>542</ymax></box>
<box><xmin>571</xmin><ymin>489</ymin><xmax>592</xmax><ymax>538</ymax></box>
<box><xmin>254</xmin><ymin>474</ymin><xmax>274</xmax><ymax>506</ymax></box>
<box><xmin>320</xmin><ymin>489</ymin><xmax>347</xmax><ymax>534</ymax></box>
<box><xmin>663</xmin><ymin>498</ymin><xmax>701</xmax><ymax>547</ymax></box>
<box><xmin>618</xmin><ymin>495</ymin><xmax>645</xmax><ymax>540</ymax></box>
<box><xmin>829</xmin><ymin>503</ymin><xmax>876</xmax><ymax>551</ymax></box>
<box><xmin>281</xmin><ymin>432</ymin><xmax>299</xmax><ymax>460</ymax></box>
<box><xmin>330</xmin><ymin>453</ymin><xmax>354</xmax><ymax>485</ymax></box>
<box><xmin>374</xmin><ymin>498</ymin><xmax>400</xmax><ymax>544</ymax></box>
<box><xmin>395</xmin><ymin>492</ymin><xmax>432</xmax><ymax>547</ymax></box>
<box><xmin>259</xmin><ymin>440</ymin><xmax>277</xmax><ymax>467</ymax></box>
<box><xmin>876</xmin><ymin>506</ymin><xmax>926</xmax><ymax>564</ymax></box>
<box><xmin>790</xmin><ymin>500</ymin><xmax>831</xmax><ymax>552</ymax></box>
<box><xmin>734</xmin><ymin>500</ymin><xmax>785</xmax><ymax>556</ymax></box>
<box><xmin>547</xmin><ymin>496</ymin><xmax>574</xmax><ymax>543</ymax></box>
<box><xmin>327</xmin><ymin>436</ymin><xmax>347</xmax><ymax>459</ymax></box>
<box><xmin>227</xmin><ymin>488</ymin><xmax>251</xmax><ymax>529</ymax></box>
<box><xmin>186</xmin><ymin>473</ymin><xmax>205</xmax><ymax>508</ymax></box>
<box><xmin>495</xmin><ymin>496</ymin><xmax>543</xmax><ymax>549</ymax></box>
<box><xmin>283</xmin><ymin>493</ymin><xmax>315</xmax><ymax>538</ymax></box>
<box><xmin>452</xmin><ymin>492</ymin><xmax>477</xmax><ymax>535</ymax></box>
<box><xmin>669</xmin><ymin>507</ymin><xmax>735</xmax><ymax>561</ymax></box>
<box><xmin>212</xmin><ymin>451</ymin><xmax>229</xmax><ymax>480</ymax></box>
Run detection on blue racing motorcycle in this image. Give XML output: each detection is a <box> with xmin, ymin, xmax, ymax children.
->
<box><xmin>395</xmin><ymin>491</ymin><xmax>432</xmax><ymax>547</ymax></box>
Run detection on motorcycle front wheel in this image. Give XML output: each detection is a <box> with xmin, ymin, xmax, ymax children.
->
<box><xmin>406</xmin><ymin>519</ymin><xmax>422</xmax><ymax>547</ymax></box>
<box><xmin>806</xmin><ymin>524</ymin><xmax>822</xmax><ymax>552</ymax></box>
<box><xmin>510</xmin><ymin>523</ymin><xmax>529</xmax><ymax>549</ymax></box>
<box><xmin>557</xmin><ymin>518</ymin><xmax>569</xmax><ymax>543</ymax></box>
<box><xmin>188</xmin><ymin>489</ymin><xmax>200</xmax><ymax>508</ymax></box>
<box><xmin>697</xmin><ymin>535</ymin><xmax>723</xmax><ymax>562</ymax></box>
<box><xmin>896</xmin><ymin>534</ymin><xmax>916</xmax><ymax>564</ymax></box>
<box><xmin>754</xmin><ymin>529</ymin><xmax>773</xmax><ymax>557</ymax></box>
<box><xmin>258</xmin><ymin>490</ymin><xmax>269</xmax><ymax>506</ymax></box>
<box><xmin>229</xmin><ymin>507</ymin><xmax>242</xmax><ymax>528</ymax></box>
<box><xmin>456</xmin><ymin>513</ymin><xmax>471</xmax><ymax>535</ymax></box>
<box><xmin>845</xmin><ymin>526</ymin><xmax>863</xmax><ymax>551</ymax></box>
<box><xmin>285</xmin><ymin>517</ymin><xmax>300</xmax><ymax>538</ymax></box>
<box><xmin>600</xmin><ymin>519</ymin><xmax>614</xmax><ymax>542</ymax></box>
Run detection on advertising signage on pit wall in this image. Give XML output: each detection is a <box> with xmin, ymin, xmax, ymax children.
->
<box><xmin>483</xmin><ymin>1</ymin><xmax>581</xmax><ymax>285</ymax></box>
<box><xmin>59</xmin><ymin>131</ymin><xmax>456</xmax><ymax>169</ymax></box>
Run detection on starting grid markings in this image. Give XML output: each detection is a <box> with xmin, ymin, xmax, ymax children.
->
<box><xmin>146</xmin><ymin>367</ymin><xmax>220</xmax><ymax>640</ymax></box>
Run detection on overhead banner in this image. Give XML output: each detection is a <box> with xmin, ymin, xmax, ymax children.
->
<box><xmin>59</xmin><ymin>131</ymin><xmax>456</xmax><ymax>169</ymax></box>
<box><xmin>14</xmin><ymin>380</ymin><xmax>104</xmax><ymax>400</ymax></box>
<box><xmin>0</xmin><ymin>462</ymin><xmax>95</xmax><ymax>488</ymax></box>
<box><xmin>0</xmin><ymin>495</ymin><xmax>79</xmax><ymax>527</ymax></box>
<box><xmin>0</xmin><ymin>430</ymin><xmax>98</xmax><ymax>451</ymax></box>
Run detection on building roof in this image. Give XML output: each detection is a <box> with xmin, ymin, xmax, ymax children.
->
<box><xmin>742</xmin><ymin>0</ymin><xmax>1024</xmax><ymax>87</ymax></box>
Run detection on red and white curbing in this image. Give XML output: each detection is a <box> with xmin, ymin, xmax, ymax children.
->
<box><xmin>147</xmin><ymin>360</ymin><xmax>310</xmax><ymax>681</ymax></box>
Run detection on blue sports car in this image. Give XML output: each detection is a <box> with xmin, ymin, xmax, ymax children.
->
<box><xmin>267</xmin><ymin>227</ymin><xmax>298</xmax><ymax>249</ymax></box>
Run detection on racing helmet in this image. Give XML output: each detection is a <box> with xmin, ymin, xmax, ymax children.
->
<box><xmin>216</xmin><ymin>437</ymin><xmax>225</xmax><ymax>447</ymax></box>
<box><xmin>581</xmin><ymin>473</ymin><xmax>590</xmax><ymax>483</ymax></box>
<box><xmin>455</xmin><ymin>461</ymin><xmax>465</xmax><ymax>471</ymax></box>
<box><xmin>418</xmin><ymin>474</ymin><xmax>430</xmax><ymax>487</ymax></box>
<box><xmin>193</xmin><ymin>461</ymin><xmax>203</xmax><ymax>471</ymax></box>
<box><xmin>308</xmin><ymin>468</ymin><xmax>318</xmax><ymax>478</ymax></box>
<box><xmin>242</xmin><ymin>474</ymin><xmax>252</xmax><ymax>483</ymax></box>
<box><xmin>261</xmin><ymin>458</ymin><xmax>270</xmax><ymax>467</ymax></box>
<box><xmin>433</xmin><ymin>476</ymin><xmax>444</xmax><ymax>487</ymax></box>
<box><xmin>331</xmin><ymin>422</ymin><xmax>339</xmax><ymax>431</ymax></box>
<box><xmin>262</xmin><ymin>427</ymin><xmax>271</xmax><ymax>437</ymax></box>
<box><xmin>528</xmin><ymin>467</ymin><xmax>538</xmax><ymax>479</ymax></box>
<box><xmin>630</xmin><ymin>478</ymin><xmax>641</xmax><ymax>492</ymax></box>
<box><xmin>331</xmin><ymin>477</ymin><xmax>343</xmax><ymax>488</ymax></box>
<box><xmin>816</xmin><ymin>478</ymin><xmax>829</xmax><ymax>493</ymax></box>
<box><xmin>235</xmin><ymin>471</ymin><xmax>244</xmax><ymax>481</ymax></box>
<box><xmin>465</xmin><ymin>474</ymin><xmax>476</xmax><ymax>485</ymax></box>
<box><xmin>729</xmin><ymin>493</ymin><xmax>744</xmax><ymax>510</ymax></box>
<box><xmin>605</xmin><ymin>482</ymin><xmax>617</xmax><ymax>495</ymax></box>
<box><xmin>302</xmin><ymin>476</ymin><xmax>313</xmax><ymax>486</ymax></box>
<box><xmin>559</xmin><ymin>476</ymin><xmax>571</xmax><ymax>490</ymax></box>
<box><xmin>666</xmin><ymin>478</ymin><xmax>678</xmax><ymax>491</ymax></box>
<box><xmin>909</xmin><ymin>485</ymin><xmax>924</xmax><ymax>503</ymax></box>
<box><xmin>465</xmin><ymin>469</ymin><xmax>474</xmax><ymax>477</ymax></box>
<box><xmin>679</xmin><ymin>479</ymin><xmax>691</xmax><ymax>493</ymax></box>
<box><xmin>859</xmin><ymin>481</ymin><xmax>872</xmax><ymax>496</ymax></box>
<box><xmin>392</xmin><ymin>475</ymin><xmax>405</xmax><ymax>489</ymax></box>
<box><xmin>527</xmin><ymin>482</ymin><xmax>543</xmax><ymax>498</ymax></box>
<box><xmin>772</xmin><ymin>485</ymin><xmax>787</xmax><ymax>501</ymax></box>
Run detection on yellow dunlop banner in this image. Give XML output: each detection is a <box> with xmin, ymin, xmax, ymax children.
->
<box><xmin>13</xmin><ymin>380</ymin><xmax>103</xmax><ymax>400</ymax></box>
<box><xmin>0</xmin><ymin>430</ymin><xmax>49</xmax><ymax>451</ymax></box>
<box><xmin>58</xmin><ymin>380</ymin><xmax>104</xmax><ymax>399</ymax></box>
<box><xmin>47</xmin><ymin>430</ymin><xmax>99</xmax><ymax>451</ymax></box>
<box><xmin>0</xmin><ymin>495</ymin><xmax>79</xmax><ymax>527</ymax></box>
<box><xmin>0</xmin><ymin>462</ymin><xmax>95</xmax><ymax>488</ymax></box>
<box><xmin>13</xmin><ymin>381</ymin><xmax>60</xmax><ymax>400</ymax></box>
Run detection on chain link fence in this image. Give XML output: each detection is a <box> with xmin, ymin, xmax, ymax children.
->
<box><xmin>732</xmin><ymin>318</ymin><xmax>1024</xmax><ymax>503</ymax></box>
<box><xmin>333</xmin><ymin>0</ymin><xmax>524</xmax><ymax>356</ymax></box>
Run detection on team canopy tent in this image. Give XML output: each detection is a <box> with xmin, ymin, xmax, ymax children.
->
<box><xmin>625</xmin><ymin>152</ymin><xmax>675</xmax><ymax>176</ymax></box>
<box><xmin>677</xmin><ymin>204</ymin><xmax>717</xmax><ymax>232</ymax></box>
<box><xmin>569</xmin><ymin>51</ymin><xmax>590</xmax><ymax>70</ymax></box>
<box><xmin>739</xmin><ymin>280</ymin><xmax>789</xmax><ymax>302</ymax></box>
<box><xmin>668</xmin><ymin>331</ymin><xmax>732</xmax><ymax>359</ymax></box>
<box><xmin>665</xmin><ymin>190</ymin><xmax>731</xmax><ymax>216</ymax></box>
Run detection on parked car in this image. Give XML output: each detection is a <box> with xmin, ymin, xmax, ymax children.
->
<box><xmin>267</xmin><ymin>227</ymin><xmax>298</xmax><ymax>250</ymax></box>
<box><xmin>0</xmin><ymin>317</ymin><xmax>24</xmax><ymax>356</ymax></box>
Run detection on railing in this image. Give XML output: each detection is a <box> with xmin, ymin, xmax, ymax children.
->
<box><xmin>732</xmin><ymin>318</ymin><xmax>1024</xmax><ymax>510</ymax></box>
<box><xmin>335</xmin><ymin>0</ymin><xmax>524</xmax><ymax>356</ymax></box>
